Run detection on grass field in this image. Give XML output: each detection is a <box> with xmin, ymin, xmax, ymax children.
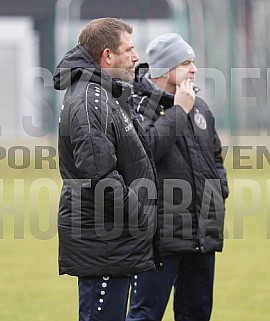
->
<box><xmin>1</xmin><ymin>154</ymin><xmax>270</xmax><ymax>321</ymax></box>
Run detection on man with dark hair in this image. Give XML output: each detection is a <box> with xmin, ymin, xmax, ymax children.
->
<box><xmin>126</xmin><ymin>33</ymin><xmax>228</xmax><ymax>321</ymax></box>
<box><xmin>53</xmin><ymin>18</ymin><xmax>162</xmax><ymax>321</ymax></box>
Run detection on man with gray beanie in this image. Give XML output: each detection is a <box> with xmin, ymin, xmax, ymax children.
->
<box><xmin>126</xmin><ymin>34</ymin><xmax>228</xmax><ymax>321</ymax></box>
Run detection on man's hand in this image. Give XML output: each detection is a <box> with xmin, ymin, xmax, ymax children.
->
<box><xmin>174</xmin><ymin>78</ymin><xmax>195</xmax><ymax>113</ymax></box>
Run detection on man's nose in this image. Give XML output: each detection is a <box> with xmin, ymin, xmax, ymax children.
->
<box><xmin>191</xmin><ymin>63</ymin><xmax>198</xmax><ymax>73</ymax></box>
<box><xmin>132</xmin><ymin>51</ymin><xmax>139</xmax><ymax>63</ymax></box>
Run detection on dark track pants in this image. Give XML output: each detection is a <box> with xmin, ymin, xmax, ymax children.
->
<box><xmin>126</xmin><ymin>253</ymin><xmax>215</xmax><ymax>321</ymax></box>
<box><xmin>78</xmin><ymin>276</ymin><xmax>130</xmax><ymax>321</ymax></box>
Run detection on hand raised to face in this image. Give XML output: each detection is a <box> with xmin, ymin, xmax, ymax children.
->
<box><xmin>174</xmin><ymin>78</ymin><xmax>195</xmax><ymax>113</ymax></box>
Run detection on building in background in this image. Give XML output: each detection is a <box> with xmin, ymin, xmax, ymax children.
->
<box><xmin>0</xmin><ymin>18</ymin><xmax>39</xmax><ymax>140</ymax></box>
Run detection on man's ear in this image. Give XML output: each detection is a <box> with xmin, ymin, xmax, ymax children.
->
<box><xmin>100</xmin><ymin>48</ymin><xmax>112</xmax><ymax>66</ymax></box>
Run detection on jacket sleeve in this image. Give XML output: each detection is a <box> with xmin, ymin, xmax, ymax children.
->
<box><xmin>135</xmin><ymin>95</ymin><xmax>188</xmax><ymax>162</ymax></box>
<box><xmin>69</xmin><ymin>88</ymin><xmax>141</xmax><ymax>217</ymax></box>
<box><xmin>211</xmin><ymin>113</ymin><xmax>229</xmax><ymax>199</ymax></box>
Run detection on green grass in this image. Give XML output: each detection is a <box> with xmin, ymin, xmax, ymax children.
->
<box><xmin>0</xmin><ymin>169</ymin><xmax>78</xmax><ymax>321</ymax></box>
<box><xmin>0</xmin><ymin>157</ymin><xmax>270</xmax><ymax>321</ymax></box>
<box><xmin>209</xmin><ymin>168</ymin><xmax>270</xmax><ymax>321</ymax></box>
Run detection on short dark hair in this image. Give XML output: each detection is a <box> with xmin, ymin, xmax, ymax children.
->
<box><xmin>78</xmin><ymin>17</ymin><xmax>133</xmax><ymax>63</ymax></box>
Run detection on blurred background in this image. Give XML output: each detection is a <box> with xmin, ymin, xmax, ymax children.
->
<box><xmin>0</xmin><ymin>1</ymin><xmax>270</xmax><ymax>321</ymax></box>
<box><xmin>1</xmin><ymin>0</ymin><xmax>270</xmax><ymax>145</ymax></box>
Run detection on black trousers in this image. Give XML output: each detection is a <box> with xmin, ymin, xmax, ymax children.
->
<box><xmin>126</xmin><ymin>253</ymin><xmax>215</xmax><ymax>321</ymax></box>
<box><xmin>78</xmin><ymin>276</ymin><xmax>130</xmax><ymax>321</ymax></box>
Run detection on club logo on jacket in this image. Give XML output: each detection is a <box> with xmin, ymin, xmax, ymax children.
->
<box><xmin>119</xmin><ymin>109</ymin><xmax>133</xmax><ymax>132</ymax></box>
<box><xmin>194</xmin><ymin>109</ymin><xmax>207</xmax><ymax>130</ymax></box>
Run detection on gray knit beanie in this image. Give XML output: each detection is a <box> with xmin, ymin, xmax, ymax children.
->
<box><xmin>146</xmin><ymin>33</ymin><xmax>195</xmax><ymax>78</ymax></box>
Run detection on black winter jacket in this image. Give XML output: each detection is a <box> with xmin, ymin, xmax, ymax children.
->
<box><xmin>53</xmin><ymin>46</ymin><xmax>162</xmax><ymax>277</ymax></box>
<box><xmin>133</xmin><ymin>63</ymin><xmax>229</xmax><ymax>254</ymax></box>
